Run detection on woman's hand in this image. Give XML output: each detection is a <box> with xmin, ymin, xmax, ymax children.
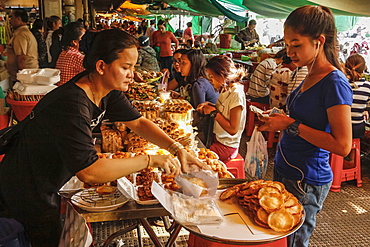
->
<box><xmin>196</xmin><ymin>102</ymin><xmax>216</xmax><ymax>115</ymax></box>
<box><xmin>133</xmin><ymin>72</ymin><xmax>144</xmax><ymax>82</ymax></box>
<box><xmin>176</xmin><ymin>149</ymin><xmax>210</xmax><ymax>173</ymax></box>
<box><xmin>170</xmin><ymin>90</ymin><xmax>182</xmax><ymax>99</ymax></box>
<box><xmin>160</xmin><ymin>68</ymin><xmax>170</xmax><ymax>79</ymax></box>
<box><xmin>257</xmin><ymin>113</ymin><xmax>295</xmax><ymax>132</ymax></box>
<box><xmin>149</xmin><ymin>155</ymin><xmax>181</xmax><ymax>176</ymax></box>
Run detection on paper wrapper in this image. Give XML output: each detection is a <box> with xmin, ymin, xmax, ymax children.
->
<box><xmin>175</xmin><ymin>170</ymin><xmax>219</xmax><ymax>198</ymax></box>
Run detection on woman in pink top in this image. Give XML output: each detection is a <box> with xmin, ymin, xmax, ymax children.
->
<box><xmin>153</xmin><ymin>20</ymin><xmax>179</xmax><ymax>74</ymax></box>
<box><xmin>183</xmin><ymin>22</ymin><xmax>194</xmax><ymax>48</ymax></box>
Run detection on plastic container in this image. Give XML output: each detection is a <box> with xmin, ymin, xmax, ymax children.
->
<box><xmin>6</xmin><ymin>97</ymin><xmax>38</xmax><ymax>121</ymax></box>
<box><xmin>16</xmin><ymin>68</ymin><xmax>60</xmax><ymax>85</ymax></box>
<box><xmin>219</xmin><ymin>34</ymin><xmax>232</xmax><ymax>49</ymax></box>
<box><xmin>13</xmin><ymin>82</ymin><xmax>57</xmax><ymax>95</ymax></box>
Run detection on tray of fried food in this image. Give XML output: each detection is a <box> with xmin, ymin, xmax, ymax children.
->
<box><xmin>111</xmin><ymin>151</ymin><xmax>134</xmax><ymax>159</ymax></box>
<box><xmin>197</xmin><ymin>148</ymin><xmax>219</xmax><ymax>160</ymax></box>
<box><xmin>162</xmin><ymin>99</ymin><xmax>193</xmax><ymax>113</ymax></box>
<box><xmin>219</xmin><ymin>179</ymin><xmax>304</xmax><ymax>233</ymax></box>
<box><xmin>161</xmin><ymin>173</ymin><xmax>181</xmax><ymax>191</ymax></box>
<box><xmin>202</xmin><ymin>158</ymin><xmax>234</xmax><ymax>179</ymax></box>
<box><xmin>132</xmin><ymin>168</ymin><xmax>161</xmax><ymax>204</ymax></box>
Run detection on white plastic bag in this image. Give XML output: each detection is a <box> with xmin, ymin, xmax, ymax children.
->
<box><xmin>245</xmin><ymin>127</ymin><xmax>268</xmax><ymax>179</ymax></box>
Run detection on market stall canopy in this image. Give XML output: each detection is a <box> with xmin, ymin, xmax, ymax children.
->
<box><xmin>132</xmin><ymin>0</ymin><xmax>249</xmax><ymax>23</ymax></box>
<box><xmin>92</xmin><ymin>0</ymin><xmax>125</xmax><ymax>12</ymax></box>
<box><xmin>241</xmin><ymin>0</ymin><xmax>370</xmax><ymax>19</ymax></box>
<box><xmin>116</xmin><ymin>1</ymin><xmax>151</xmax><ymax>16</ymax></box>
<box><xmin>129</xmin><ymin>0</ymin><xmax>370</xmax><ymax>21</ymax></box>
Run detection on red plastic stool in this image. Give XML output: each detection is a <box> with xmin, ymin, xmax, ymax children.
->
<box><xmin>224</xmin><ymin>153</ymin><xmax>245</xmax><ymax>179</ymax></box>
<box><xmin>188</xmin><ymin>234</ymin><xmax>287</xmax><ymax>247</ymax></box>
<box><xmin>330</xmin><ymin>138</ymin><xmax>362</xmax><ymax>192</ymax></box>
<box><xmin>246</xmin><ymin>101</ymin><xmax>269</xmax><ymax>136</ymax></box>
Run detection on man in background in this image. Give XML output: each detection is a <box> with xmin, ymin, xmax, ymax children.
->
<box><xmin>6</xmin><ymin>8</ymin><xmax>38</xmax><ymax>84</ymax></box>
<box><xmin>235</xmin><ymin>19</ymin><xmax>259</xmax><ymax>50</ymax></box>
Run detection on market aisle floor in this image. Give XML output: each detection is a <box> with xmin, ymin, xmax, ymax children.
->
<box><xmin>91</xmin><ymin>132</ymin><xmax>370</xmax><ymax>246</ymax></box>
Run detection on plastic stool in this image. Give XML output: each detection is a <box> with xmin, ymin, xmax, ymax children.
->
<box><xmin>330</xmin><ymin>138</ymin><xmax>362</xmax><ymax>192</ymax></box>
<box><xmin>246</xmin><ymin>101</ymin><xmax>269</xmax><ymax>136</ymax></box>
<box><xmin>224</xmin><ymin>153</ymin><xmax>245</xmax><ymax>179</ymax></box>
<box><xmin>188</xmin><ymin>233</ymin><xmax>287</xmax><ymax>247</ymax></box>
<box><xmin>0</xmin><ymin>218</ymin><xmax>29</xmax><ymax>247</ymax></box>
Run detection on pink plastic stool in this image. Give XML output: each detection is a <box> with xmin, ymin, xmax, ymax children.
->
<box><xmin>330</xmin><ymin>138</ymin><xmax>362</xmax><ymax>192</ymax></box>
<box><xmin>188</xmin><ymin>234</ymin><xmax>287</xmax><ymax>247</ymax></box>
<box><xmin>224</xmin><ymin>153</ymin><xmax>245</xmax><ymax>179</ymax></box>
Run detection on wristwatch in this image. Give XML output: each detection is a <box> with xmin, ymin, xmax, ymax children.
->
<box><xmin>210</xmin><ymin>109</ymin><xmax>219</xmax><ymax>118</ymax></box>
<box><xmin>286</xmin><ymin>120</ymin><xmax>302</xmax><ymax>136</ymax></box>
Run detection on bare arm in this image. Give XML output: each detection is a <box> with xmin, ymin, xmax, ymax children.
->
<box><xmin>199</xmin><ymin>102</ymin><xmax>243</xmax><ymax>135</ymax></box>
<box><xmin>76</xmin><ymin>154</ymin><xmax>180</xmax><ymax>184</ymax></box>
<box><xmin>258</xmin><ymin>104</ymin><xmax>352</xmax><ymax>156</ymax></box>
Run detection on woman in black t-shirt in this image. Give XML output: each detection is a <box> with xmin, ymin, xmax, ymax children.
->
<box><xmin>0</xmin><ymin>29</ymin><xmax>205</xmax><ymax>247</ymax></box>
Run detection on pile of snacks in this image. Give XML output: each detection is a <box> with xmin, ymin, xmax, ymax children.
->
<box><xmin>219</xmin><ymin>180</ymin><xmax>304</xmax><ymax>232</ymax></box>
<box><xmin>196</xmin><ymin>148</ymin><xmax>234</xmax><ymax>178</ymax></box>
<box><xmin>101</xmin><ymin>122</ymin><xmax>128</xmax><ymax>153</ymax></box>
<box><xmin>135</xmin><ymin>68</ymin><xmax>163</xmax><ymax>82</ymax></box>
<box><xmin>125</xmin><ymin>83</ymin><xmax>158</xmax><ymax>101</ymax></box>
<box><xmin>132</xmin><ymin>100</ymin><xmax>160</xmax><ymax>120</ymax></box>
<box><xmin>162</xmin><ymin>99</ymin><xmax>193</xmax><ymax>123</ymax></box>
<box><xmin>101</xmin><ymin>125</ymin><xmax>124</xmax><ymax>153</ymax></box>
<box><xmin>202</xmin><ymin>159</ymin><xmax>234</xmax><ymax>179</ymax></box>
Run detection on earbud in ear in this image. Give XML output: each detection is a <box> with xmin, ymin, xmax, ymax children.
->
<box><xmin>318</xmin><ymin>41</ymin><xmax>321</xmax><ymax>47</ymax></box>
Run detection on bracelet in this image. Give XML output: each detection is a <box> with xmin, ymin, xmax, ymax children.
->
<box><xmin>147</xmin><ymin>155</ymin><xmax>151</xmax><ymax>169</ymax></box>
<box><xmin>167</xmin><ymin>142</ymin><xmax>184</xmax><ymax>156</ymax></box>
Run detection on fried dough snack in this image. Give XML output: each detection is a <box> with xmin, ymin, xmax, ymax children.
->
<box><xmin>219</xmin><ymin>180</ymin><xmax>303</xmax><ymax>232</ymax></box>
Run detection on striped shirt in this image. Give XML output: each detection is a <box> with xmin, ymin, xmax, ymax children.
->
<box><xmin>351</xmin><ymin>79</ymin><xmax>370</xmax><ymax>124</ymax></box>
<box><xmin>247</xmin><ymin>58</ymin><xmax>277</xmax><ymax>98</ymax></box>
<box><xmin>287</xmin><ymin>66</ymin><xmax>308</xmax><ymax>95</ymax></box>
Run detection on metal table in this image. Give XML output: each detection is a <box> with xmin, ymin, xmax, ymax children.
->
<box><xmin>73</xmin><ymin>200</ymin><xmax>182</xmax><ymax>247</ymax></box>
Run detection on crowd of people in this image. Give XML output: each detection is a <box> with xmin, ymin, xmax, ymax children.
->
<box><xmin>1</xmin><ymin>5</ymin><xmax>370</xmax><ymax>247</ymax></box>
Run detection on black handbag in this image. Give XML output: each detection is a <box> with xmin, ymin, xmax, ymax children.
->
<box><xmin>192</xmin><ymin>111</ymin><xmax>215</xmax><ymax>148</ymax></box>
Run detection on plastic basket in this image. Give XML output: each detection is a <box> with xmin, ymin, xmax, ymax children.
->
<box><xmin>6</xmin><ymin>97</ymin><xmax>38</xmax><ymax>121</ymax></box>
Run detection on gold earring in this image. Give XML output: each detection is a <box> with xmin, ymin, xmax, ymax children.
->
<box><xmin>99</xmin><ymin>71</ymin><xmax>104</xmax><ymax>75</ymax></box>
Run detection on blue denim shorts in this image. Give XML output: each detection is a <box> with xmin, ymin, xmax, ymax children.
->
<box><xmin>274</xmin><ymin>168</ymin><xmax>332</xmax><ymax>247</ymax></box>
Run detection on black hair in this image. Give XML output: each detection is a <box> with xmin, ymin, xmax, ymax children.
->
<box><xmin>157</xmin><ymin>20</ymin><xmax>165</xmax><ymax>26</ymax></box>
<box><xmin>32</xmin><ymin>19</ymin><xmax>43</xmax><ymax>30</ymax></box>
<box><xmin>249</xmin><ymin>19</ymin><xmax>256</xmax><ymax>26</ymax></box>
<box><xmin>274</xmin><ymin>48</ymin><xmax>286</xmax><ymax>59</ymax></box>
<box><xmin>206</xmin><ymin>55</ymin><xmax>245</xmax><ymax>87</ymax></box>
<box><xmin>282</xmin><ymin>54</ymin><xmax>292</xmax><ymax>64</ymax></box>
<box><xmin>83</xmin><ymin>29</ymin><xmax>138</xmax><ymax>73</ymax></box>
<box><xmin>12</xmin><ymin>8</ymin><xmax>28</xmax><ymax>23</ymax></box>
<box><xmin>150</xmin><ymin>20</ymin><xmax>155</xmax><ymax>25</ymax></box>
<box><xmin>61</xmin><ymin>21</ymin><xmax>85</xmax><ymax>49</ymax></box>
<box><xmin>284</xmin><ymin>5</ymin><xmax>342</xmax><ymax>71</ymax></box>
<box><xmin>138</xmin><ymin>35</ymin><xmax>150</xmax><ymax>47</ymax></box>
<box><xmin>182</xmin><ymin>49</ymin><xmax>207</xmax><ymax>84</ymax></box>
<box><xmin>46</xmin><ymin>15</ymin><xmax>60</xmax><ymax>30</ymax></box>
<box><xmin>174</xmin><ymin>49</ymin><xmax>187</xmax><ymax>55</ymax></box>
<box><xmin>187</xmin><ymin>22</ymin><xmax>192</xmax><ymax>27</ymax></box>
